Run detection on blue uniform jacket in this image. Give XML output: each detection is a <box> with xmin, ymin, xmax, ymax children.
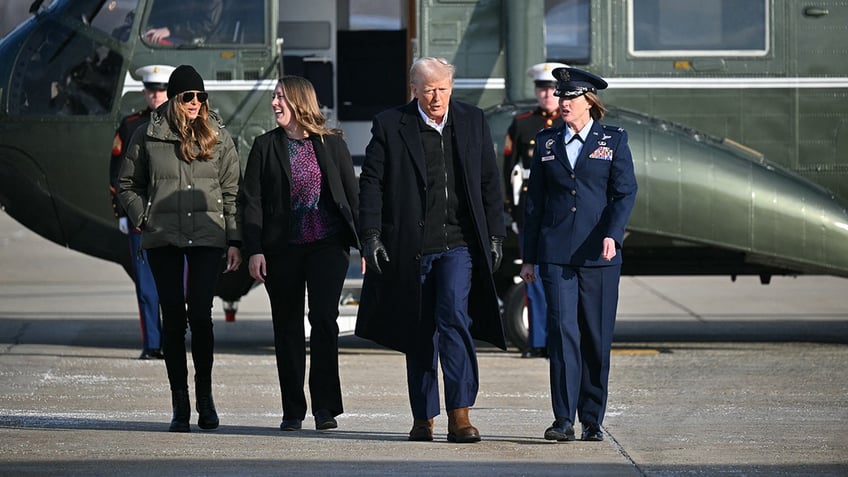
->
<box><xmin>523</xmin><ymin>121</ymin><xmax>637</xmax><ymax>266</ymax></box>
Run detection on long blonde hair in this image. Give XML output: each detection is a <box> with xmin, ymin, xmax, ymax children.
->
<box><xmin>166</xmin><ymin>98</ymin><xmax>217</xmax><ymax>161</ymax></box>
<box><xmin>279</xmin><ymin>76</ymin><xmax>340</xmax><ymax>137</ymax></box>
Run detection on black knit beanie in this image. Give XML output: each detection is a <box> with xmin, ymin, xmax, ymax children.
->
<box><xmin>167</xmin><ymin>65</ymin><xmax>205</xmax><ymax>99</ymax></box>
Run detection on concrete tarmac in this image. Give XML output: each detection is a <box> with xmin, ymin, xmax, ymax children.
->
<box><xmin>1</xmin><ymin>210</ymin><xmax>847</xmax><ymax>476</ymax></box>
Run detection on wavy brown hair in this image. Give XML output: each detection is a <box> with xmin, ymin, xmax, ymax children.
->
<box><xmin>584</xmin><ymin>92</ymin><xmax>608</xmax><ymax>121</ymax></box>
<box><xmin>278</xmin><ymin>76</ymin><xmax>341</xmax><ymax>137</ymax></box>
<box><xmin>166</xmin><ymin>98</ymin><xmax>217</xmax><ymax>161</ymax></box>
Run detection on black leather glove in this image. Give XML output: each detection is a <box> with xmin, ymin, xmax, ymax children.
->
<box><xmin>362</xmin><ymin>232</ymin><xmax>390</xmax><ymax>274</ymax></box>
<box><xmin>490</xmin><ymin>235</ymin><xmax>503</xmax><ymax>273</ymax></box>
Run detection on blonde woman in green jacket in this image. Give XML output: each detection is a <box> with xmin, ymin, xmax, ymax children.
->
<box><xmin>119</xmin><ymin>65</ymin><xmax>242</xmax><ymax>433</ymax></box>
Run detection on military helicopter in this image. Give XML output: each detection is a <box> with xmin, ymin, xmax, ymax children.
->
<box><xmin>0</xmin><ymin>0</ymin><xmax>846</xmax><ymax>348</ymax></box>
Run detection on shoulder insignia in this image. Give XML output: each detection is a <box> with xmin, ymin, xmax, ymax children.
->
<box><xmin>536</xmin><ymin>127</ymin><xmax>559</xmax><ymax>140</ymax></box>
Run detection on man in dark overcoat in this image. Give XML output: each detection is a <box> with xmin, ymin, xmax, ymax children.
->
<box><xmin>356</xmin><ymin>57</ymin><xmax>506</xmax><ymax>444</ymax></box>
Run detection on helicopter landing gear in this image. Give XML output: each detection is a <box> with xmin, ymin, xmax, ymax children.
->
<box><xmin>502</xmin><ymin>282</ymin><xmax>530</xmax><ymax>352</ymax></box>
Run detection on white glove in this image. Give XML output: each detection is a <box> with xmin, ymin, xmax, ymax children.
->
<box><xmin>510</xmin><ymin>162</ymin><xmax>524</xmax><ymax>206</ymax></box>
<box><xmin>118</xmin><ymin>217</ymin><xmax>129</xmax><ymax>234</ymax></box>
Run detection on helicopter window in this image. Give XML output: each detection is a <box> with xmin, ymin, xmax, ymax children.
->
<box><xmin>8</xmin><ymin>19</ymin><xmax>122</xmax><ymax>116</ymax></box>
<box><xmin>56</xmin><ymin>0</ymin><xmax>139</xmax><ymax>41</ymax></box>
<box><xmin>91</xmin><ymin>0</ymin><xmax>138</xmax><ymax>41</ymax></box>
<box><xmin>211</xmin><ymin>0</ymin><xmax>265</xmax><ymax>44</ymax></box>
<box><xmin>544</xmin><ymin>0</ymin><xmax>591</xmax><ymax>64</ymax></box>
<box><xmin>347</xmin><ymin>0</ymin><xmax>402</xmax><ymax>30</ymax></box>
<box><xmin>629</xmin><ymin>0</ymin><xmax>767</xmax><ymax>56</ymax></box>
<box><xmin>143</xmin><ymin>0</ymin><xmax>265</xmax><ymax>46</ymax></box>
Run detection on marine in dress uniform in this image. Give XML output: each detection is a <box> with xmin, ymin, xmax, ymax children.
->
<box><xmin>503</xmin><ymin>62</ymin><xmax>567</xmax><ymax>358</ymax></box>
<box><xmin>520</xmin><ymin>67</ymin><xmax>637</xmax><ymax>442</ymax></box>
<box><xmin>108</xmin><ymin>64</ymin><xmax>174</xmax><ymax>360</ymax></box>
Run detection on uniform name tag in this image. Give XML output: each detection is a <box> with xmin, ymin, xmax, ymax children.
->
<box><xmin>541</xmin><ymin>155</ymin><xmax>555</xmax><ymax>162</ymax></box>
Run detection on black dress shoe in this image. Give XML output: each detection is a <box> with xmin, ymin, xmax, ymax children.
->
<box><xmin>521</xmin><ymin>347</ymin><xmax>547</xmax><ymax>359</ymax></box>
<box><xmin>139</xmin><ymin>349</ymin><xmax>164</xmax><ymax>360</ymax></box>
<box><xmin>544</xmin><ymin>419</ymin><xmax>576</xmax><ymax>441</ymax></box>
<box><xmin>280</xmin><ymin>418</ymin><xmax>302</xmax><ymax>431</ymax></box>
<box><xmin>314</xmin><ymin>410</ymin><xmax>338</xmax><ymax>430</ymax></box>
<box><xmin>581</xmin><ymin>423</ymin><xmax>604</xmax><ymax>441</ymax></box>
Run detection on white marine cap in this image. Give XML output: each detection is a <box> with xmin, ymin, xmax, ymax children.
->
<box><xmin>526</xmin><ymin>62</ymin><xmax>570</xmax><ymax>87</ymax></box>
<box><xmin>134</xmin><ymin>64</ymin><xmax>176</xmax><ymax>91</ymax></box>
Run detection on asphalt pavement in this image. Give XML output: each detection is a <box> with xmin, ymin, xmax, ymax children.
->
<box><xmin>1</xmin><ymin>210</ymin><xmax>847</xmax><ymax>476</ymax></box>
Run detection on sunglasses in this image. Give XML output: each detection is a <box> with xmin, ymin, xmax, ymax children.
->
<box><xmin>180</xmin><ymin>91</ymin><xmax>208</xmax><ymax>103</ymax></box>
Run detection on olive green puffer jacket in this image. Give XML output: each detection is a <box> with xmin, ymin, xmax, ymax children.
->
<box><xmin>118</xmin><ymin>108</ymin><xmax>241</xmax><ymax>250</ymax></box>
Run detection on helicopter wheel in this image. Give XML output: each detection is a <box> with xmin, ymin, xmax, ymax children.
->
<box><xmin>502</xmin><ymin>282</ymin><xmax>530</xmax><ymax>352</ymax></box>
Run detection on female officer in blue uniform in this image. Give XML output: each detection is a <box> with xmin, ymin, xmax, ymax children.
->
<box><xmin>519</xmin><ymin>67</ymin><xmax>637</xmax><ymax>442</ymax></box>
<box><xmin>503</xmin><ymin>62</ymin><xmax>567</xmax><ymax>359</ymax></box>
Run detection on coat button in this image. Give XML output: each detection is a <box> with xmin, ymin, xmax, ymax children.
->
<box><xmin>415</xmin><ymin>253</ymin><xmax>421</xmax><ymax>260</ymax></box>
<box><xmin>570</xmin><ymin>173</ymin><xmax>576</xmax><ymax>179</ymax></box>
<box><xmin>571</xmin><ymin>206</ymin><xmax>577</xmax><ymax>212</ymax></box>
<box><xmin>571</xmin><ymin>190</ymin><xmax>576</xmax><ymax>196</ymax></box>
<box><xmin>187</xmin><ymin>212</ymin><xmax>192</xmax><ymax>217</ymax></box>
<box><xmin>418</xmin><ymin>220</ymin><xmax>424</xmax><ymax>227</ymax></box>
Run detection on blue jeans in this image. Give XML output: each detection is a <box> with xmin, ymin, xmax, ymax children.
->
<box><xmin>406</xmin><ymin>246</ymin><xmax>479</xmax><ymax>419</ymax></box>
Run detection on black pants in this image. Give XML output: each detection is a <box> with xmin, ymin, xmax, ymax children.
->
<box><xmin>147</xmin><ymin>245</ymin><xmax>223</xmax><ymax>391</ymax></box>
<box><xmin>264</xmin><ymin>237</ymin><xmax>349</xmax><ymax>420</ymax></box>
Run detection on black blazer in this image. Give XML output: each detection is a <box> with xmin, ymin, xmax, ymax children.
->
<box><xmin>239</xmin><ymin>128</ymin><xmax>359</xmax><ymax>257</ymax></box>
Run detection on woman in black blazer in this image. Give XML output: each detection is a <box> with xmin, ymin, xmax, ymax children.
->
<box><xmin>239</xmin><ymin>76</ymin><xmax>359</xmax><ymax>432</ymax></box>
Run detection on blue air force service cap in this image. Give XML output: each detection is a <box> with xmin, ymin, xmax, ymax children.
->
<box><xmin>527</xmin><ymin>62</ymin><xmax>569</xmax><ymax>87</ymax></box>
<box><xmin>135</xmin><ymin>65</ymin><xmax>175</xmax><ymax>92</ymax></box>
<box><xmin>552</xmin><ymin>67</ymin><xmax>608</xmax><ymax>98</ymax></box>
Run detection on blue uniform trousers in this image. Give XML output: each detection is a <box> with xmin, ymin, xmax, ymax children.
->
<box><xmin>406</xmin><ymin>246</ymin><xmax>479</xmax><ymax>419</ymax></box>
<box><xmin>518</xmin><ymin>231</ymin><xmax>548</xmax><ymax>349</ymax></box>
<box><xmin>128</xmin><ymin>231</ymin><xmax>161</xmax><ymax>351</ymax></box>
<box><xmin>540</xmin><ymin>263</ymin><xmax>620</xmax><ymax>427</ymax></box>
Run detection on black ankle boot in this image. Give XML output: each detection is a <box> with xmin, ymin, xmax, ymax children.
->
<box><xmin>195</xmin><ymin>381</ymin><xmax>219</xmax><ymax>430</ymax></box>
<box><xmin>169</xmin><ymin>389</ymin><xmax>191</xmax><ymax>432</ymax></box>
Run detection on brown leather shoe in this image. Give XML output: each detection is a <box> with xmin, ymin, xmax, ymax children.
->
<box><xmin>447</xmin><ymin>407</ymin><xmax>481</xmax><ymax>443</ymax></box>
<box><xmin>408</xmin><ymin>418</ymin><xmax>434</xmax><ymax>441</ymax></box>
